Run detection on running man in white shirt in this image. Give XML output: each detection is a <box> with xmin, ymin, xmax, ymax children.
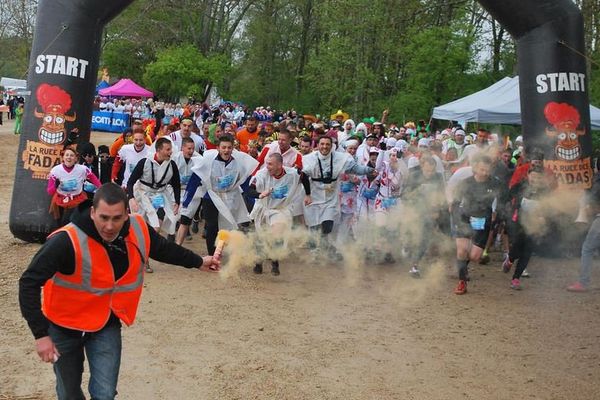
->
<box><xmin>248</xmin><ymin>153</ymin><xmax>310</xmax><ymax>275</ymax></box>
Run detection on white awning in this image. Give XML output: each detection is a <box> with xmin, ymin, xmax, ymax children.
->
<box><xmin>0</xmin><ymin>77</ymin><xmax>27</xmax><ymax>89</ymax></box>
<box><xmin>432</xmin><ymin>76</ymin><xmax>600</xmax><ymax>130</ymax></box>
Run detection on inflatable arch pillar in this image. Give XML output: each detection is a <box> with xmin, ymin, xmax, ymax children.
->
<box><xmin>479</xmin><ymin>0</ymin><xmax>593</xmax><ymax>189</ymax></box>
<box><xmin>10</xmin><ymin>0</ymin><xmax>133</xmax><ymax>242</ymax></box>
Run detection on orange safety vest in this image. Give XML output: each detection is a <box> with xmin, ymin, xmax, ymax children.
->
<box><xmin>42</xmin><ymin>214</ymin><xmax>150</xmax><ymax>332</ymax></box>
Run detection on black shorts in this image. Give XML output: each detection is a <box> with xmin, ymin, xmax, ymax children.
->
<box><xmin>453</xmin><ymin>214</ymin><xmax>491</xmax><ymax>249</ymax></box>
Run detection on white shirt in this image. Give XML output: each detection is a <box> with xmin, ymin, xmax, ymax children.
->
<box><xmin>172</xmin><ymin>151</ymin><xmax>201</xmax><ymax>190</ymax></box>
<box><xmin>49</xmin><ymin>164</ymin><xmax>89</xmax><ymax>196</ymax></box>
<box><xmin>170</xmin><ymin>131</ymin><xmax>205</xmax><ymax>153</ymax></box>
<box><xmin>118</xmin><ymin>143</ymin><xmax>150</xmax><ymax>187</ymax></box>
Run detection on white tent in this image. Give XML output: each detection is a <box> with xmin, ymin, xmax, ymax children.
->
<box><xmin>0</xmin><ymin>77</ymin><xmax>27</xmax><ymax>90</ymax></box>
<box><xmin>432</xmin><ymin>76</ymin><xmax>600</xmax><ymax>130</ymax></box>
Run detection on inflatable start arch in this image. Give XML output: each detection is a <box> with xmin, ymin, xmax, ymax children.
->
<box><xmin>480</xmin><ymin>0</ymin><xmax>593</xmax><ymax>188</ymax></box>
<box><xmin>9</xmin><ymin>0</ymin><xmax>593</xmax><ymax>242</ymax></box>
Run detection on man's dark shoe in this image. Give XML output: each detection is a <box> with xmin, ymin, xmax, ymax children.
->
<box><xmin>271</xmin><ymin>261</ymin><xmax>280</xmax><ymax>276</ymax></box>
<box><xmin>191</xmin><ymin>219</ymin><xmax>200</xmax><ymax>234</ymax></box>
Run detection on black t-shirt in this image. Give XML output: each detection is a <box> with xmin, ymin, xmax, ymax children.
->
<box><xmin>455</xmin><ymin>176</ymin><xmax>506</xmax><ymax>218</ymax></box>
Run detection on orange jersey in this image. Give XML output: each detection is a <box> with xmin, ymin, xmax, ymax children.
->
<box><xmin>236</xmin><ymin>128</ymin><xmax>259</xmax><ymax>153</ymax></box>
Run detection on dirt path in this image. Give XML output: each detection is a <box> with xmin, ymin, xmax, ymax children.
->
<box><xmin>0</xmin><ymin>120</ymin><xmax>599</xmax><ymax>399</ymax></box>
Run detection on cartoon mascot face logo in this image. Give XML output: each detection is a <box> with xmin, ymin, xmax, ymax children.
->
<box><xmin>544</xmin><ymin>102</ymin><xmax>584</xmax><ymax>161</ymax></box>
<box><xmin>34</xmin><ymin>83</ymin><xmax>76</xmax><ymax>145</ymax></box>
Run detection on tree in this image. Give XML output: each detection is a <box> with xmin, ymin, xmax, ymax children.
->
<box><xmin>143</xmin><ymin>44</ymin><xmax>230</xmax><ymax>99</ymax></box>
<box><xmin>0</xmin><ymin>0</ymin><xmax>37</xmax><ymax>78</ymax></box>
<box><xmin>389</xmin><ymin>26</ymin><xmax>474</xmax><ymax>121</ymax></box>
<box><xmin>101</xmin><ymin>40</ymin><xmax>155</xmax><ymax>83</ymax></box>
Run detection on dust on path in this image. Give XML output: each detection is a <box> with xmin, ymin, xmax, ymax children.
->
<box><xmin>1</xmin><ymin>120</ymin><xmax>599</xmax><ymax>399</ymax></box>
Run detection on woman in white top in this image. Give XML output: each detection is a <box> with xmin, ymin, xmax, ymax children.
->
<box><xmin>47</xmin><ymin>147</ymin><xmax>102</xmax><ymax>224</ymax></box>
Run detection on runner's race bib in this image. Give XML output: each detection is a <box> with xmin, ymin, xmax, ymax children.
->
<box><xmin>271</xmin><ymin>185</ymin><xmax>289</xmax><ymax>199</ymax></box>
<box><xmin>216</xmin><ymin>174</ymin><xmax>235</xmax><ymax>190</ymax></box>
<box><xmin>362</xmin><ymin>187</ymin><xmax>378</xmax><ymax>200</ymax></box>
<box><xmin>59</xmin><ymin>179</ymin><xmax>78</xmax><ymax>193</ymax></box>
<box><xmin>340</xmin><ymin>181</ymin><xmax>355</xmax><ymax>193</ymax></box>
<box><xmin>83</xmin><ymin>181</ymin><xmax>96</xmax><ymax>193</ymax></box>
<box><xmin>181</xmin><ymin>175</ymin><xmax>191</xmax><ymax>186</ymax></box>
<box><xmin>151</xmin><ymin>194</ymin><xmax>165</xmax><ymax>209</ymax></box>
<box><xmin>381</xmin><ymin>197</ymin><xmax>397</xmax><ymax>209</ymax></box>
<box><xmin>469</xmin><ymin>216</ymin><xmax>486</xmax><ymax>231</ymax></box>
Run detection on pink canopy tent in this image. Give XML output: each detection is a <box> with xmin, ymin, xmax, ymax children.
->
<box><xmin>98</xmin><ymin>78</ymin><xmax>153</xmax><ymax>97</ymax></box>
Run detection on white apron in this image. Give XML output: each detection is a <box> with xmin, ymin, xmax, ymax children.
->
<box><xmin>257</xmin><ymin>143</ymin><xmax>305</xmax><ymax>217</ymax></box>
<box><xmin>374</xmin><ymin>159</ymin><xmax>407</xmax><ymax>214</ymax></box>
<box><xmin>302</xmin><ymin>151</ymin><xmax>353</xmax><ymax>227</ymax></box>
<box><xmin>172</xmin><ymin>151</ymin><xmax>202</xmax><ymax>196</ymax></box>
<box><xmin>187</xmin><ymin>149</ymin><xmax>258</xmax><ymax>230</ymax></box>
<box><xmin>133</xmin><ymin>158</ymin><xmax>178</xmax><ymax>234</ymax></box>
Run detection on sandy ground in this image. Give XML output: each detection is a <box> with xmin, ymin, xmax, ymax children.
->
<box><xmin>1</xmin><ymin>119</ymin><xmax>599</xmax><ymax>399</ymax></box>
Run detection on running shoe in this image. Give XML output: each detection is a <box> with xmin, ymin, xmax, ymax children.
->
<box><xmin>383</xmin><ymin>253</ymin><xmax>395</xmax><ymax>264</ymax></box>
<box><xmin>253</xmin><ymin>263</ymin><xmax>263</xmax><ymax>274</ymax></box>
<box><xmin>454</xmin><ymin>280</ymin><xmax>467</xmax><ymax>295</ymax></box>
<box><xmin>309</xmin><ymin>248</ymin><xmax>320</xmax><ymax>262</ymax></box>
<box><xmin>329</xmin><ymin>249</ymin><xmax>343</xmax><ymax>262</ymax></box>
<box><xmin>409</xmin><ymin>266</ymin><xmax>421</xmax><ymax>278</ymax></box>
<box><xmin>191</xmin><ymin>219</ymin><xmax>200</xmax><ymax>234</ymax></box>
<box><xmin>479</xmin><ymin>254</ymin><xmax>490</xmax><ymax>265</ymax></box>
<box><xmin>502</xmin><ymin>256</ymin><xmax>513</xmax><ymax>273</ymax></box>
<box><xmin>521</xmin><ymin>269</ymin><xmax>530</xmax><ymax>278</ymax></box>
<box><xmin>271</xmin><ymin>261</ymin><xmax>280</xmax><ymax>276</ymax></box>
<box><xmin>145</xmin><ymin>263</ymin><xmax>154</xmax><ymax>273</ymax></box>
<box><xmin>566</xmin><ymin>282</ymin><xmax>588</xmax><ymax>292</ymax></box>
<box><xmin>510</xmin><ymin>278</ymin><xmax>521</xmax><ymax>290</ymax></box>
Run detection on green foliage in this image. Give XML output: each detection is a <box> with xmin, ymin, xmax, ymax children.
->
<box><xmin>226</xmin><ymin>0</ymin><xmax>304</xmax><ymax>107</ymax></box>
<box><xmin>390</xmin><ymin>26</ymin><xmax>474</xmax><ymax>121</ymax></box>
<box><xmin>225</xmin><ymin>0</ymin><xmax>505</xmax><ymax>121</ymax></box>
<box><xmin>143</xmin><ymin>44</ymin><xmax>230</xmax><ymax>99</ymax></box>
<box><xmin>101</xmin><ymin>40</ymin><xmax>155</xmax><ymax>83</ymax></box>
<box><xmin>0</xmin><ymin>36</ymin><xmax>29</xmax><ymax>78</ymax></box>
<box><xmin>589</xmin><ymin>51</ymin><xmax>600</xmax><ymax>107</ymax></box>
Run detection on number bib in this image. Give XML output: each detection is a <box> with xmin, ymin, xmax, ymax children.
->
<box><xmin>271</xmin><ymin>185</ymin><xmax>289</xmax><ymax>199</ymax></box>
<box><xmin>340</xmin><ymin>181</ymin><xmax>355</xmax><ymax>193</ymax></box>
<box><xmin>469</xmin><ymin>216</ymin><xmax>486</xmax><ymax>231</ymax></box>
<box><xmin>151</xmin><ymin>194</ymin><xmax>165</xmax><ymax>209</ymax></box>
<box><xmin>362</xmin><ymin>187</ymin><xmax>377</xmax><ymax>200</ymax></box>
<box><xmin>216</xmin><ymin>174</ymin><xmax>235</xmax><ymax>190</ymax></box>
<box><xmin>60</xmin><ymin>179</ymin><xmax>78</xmax><ymax>193</ymax></box>
<box><xmin>83</xmin><ymin>181</ymin><xmax>96</xmax><ymax>193</ymax></box>
<box><xmin>381</xmin><ymin>197</ymin><xmax>397</xmax><ymax>209</ymax></box>
<box><xmin>181</xmin><ymin>175</ymin><xmax>191</xmax><ymax>186</ymax></box>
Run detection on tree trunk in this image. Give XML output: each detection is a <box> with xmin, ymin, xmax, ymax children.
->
<box><xmin>295</xmin><ymin>0</ymin><xmax>313</xmax><ymax>99</ymax></box>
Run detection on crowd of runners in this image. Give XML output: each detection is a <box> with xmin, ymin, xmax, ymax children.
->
<box><xmin>45</xmin><ymin>102</ymin><xmax>600</xmax><ymax>295</ymax></box>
